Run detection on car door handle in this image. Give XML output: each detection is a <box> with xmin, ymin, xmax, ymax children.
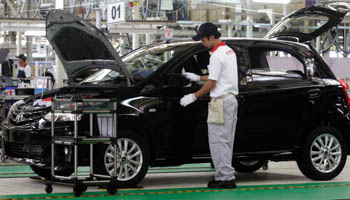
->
<box><xmin>307</xmin><ymin>88</ymin><xmax>321</xmax><ymax>98</ymax></box>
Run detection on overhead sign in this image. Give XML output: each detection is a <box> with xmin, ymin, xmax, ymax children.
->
<box><xmin>164</xmin><ymin>28</ymin><xmax>174</xmax><ymax>39</ymax></box>
<box><xmin>161</xmin><ymin>0</ymin><xmax>173</xmax><ymax>10</ymax></box>
<box><xmin>107</xmin><ymin>1</ymin><xmax>126</xmax><ymax>24</ymax></box>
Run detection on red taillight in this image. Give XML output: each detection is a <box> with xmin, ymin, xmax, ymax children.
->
<box><xmin>338</xmin><ymin>79</ymin><xmax>350</xmax><ymax>111</ymax></box>
<box><xmin>42</xmin><ymin>97</ymin><xmax>51</xmax><ymax>102</ymax></box>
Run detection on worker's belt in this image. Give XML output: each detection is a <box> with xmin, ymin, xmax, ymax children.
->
<box><xmin>211</xmin><ymin>93</ymin><xmax>235</xmax><ymax>100</ymax></box>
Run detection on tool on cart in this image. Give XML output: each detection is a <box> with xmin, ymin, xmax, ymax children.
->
<box><xmin>45</xmin><ymin>97</ymin><xmax>118</xmax><ymax>196</ymax></box>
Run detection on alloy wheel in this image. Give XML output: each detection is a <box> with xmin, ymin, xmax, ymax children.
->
<box><xmin>104</xmin><ymin>138</ymin><xmax>143</xmax><ymax>181</ymax></box>
<box><xmin>310</xmin><ymin>133</ymin><xmax>342</xmax><ymax>173</ymax></box>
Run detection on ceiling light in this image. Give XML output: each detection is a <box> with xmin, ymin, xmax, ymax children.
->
<box><xmin>253</xmin><ymin>0</ymin><xmax>291</xmax><ymax>4</ymax></box>
<box><xmin>24</xmin><ymin>31</ymin><xmax>46</xmax><ymax>36</ymax></box>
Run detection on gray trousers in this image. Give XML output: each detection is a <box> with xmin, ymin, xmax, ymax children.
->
<box><xmin>208</xmin><ymin>95</ymin><xmax>238</xmax><ymax>181</ymax></box>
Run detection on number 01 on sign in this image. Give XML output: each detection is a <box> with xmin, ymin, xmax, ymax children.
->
<box><xmin>107</xmin><ymin>1</ymin><xmax>126</xmax><ymax>24</ymax></box>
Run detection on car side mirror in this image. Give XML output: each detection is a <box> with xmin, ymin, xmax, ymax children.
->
<box><xmin>166</xmin><ymin>74</ymin><xmax>190</xmax><ymax>87</ymax></box>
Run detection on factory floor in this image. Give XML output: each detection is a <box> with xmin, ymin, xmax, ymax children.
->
<box><xmin>1</xmin><ymin>159</ymin><xmax>350</xmax><ymax>200</ymax></box>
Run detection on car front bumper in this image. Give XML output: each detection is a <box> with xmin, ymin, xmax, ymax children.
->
<box><xmin>3</xmin><ymin>124</ymin><xmax>49</xmax><ymax>161</ymax></box>
<box><xmin>3</xmin><ymin>121</ymin><xmax>73</xmax><ymax>163</ymax></box>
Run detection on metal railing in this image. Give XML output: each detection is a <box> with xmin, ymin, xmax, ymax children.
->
<box><xmin>0</xmin><ymin>0</ymin><xmax>188</xmax><ymax>21</ymax></box>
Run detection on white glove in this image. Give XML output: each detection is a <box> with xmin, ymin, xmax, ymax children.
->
<box><xmin>182</xmin><ymin>72</ymin><xmax>200</xmax><ymax>82</ymax></box>
<box><xmin>180</xmin><ymin>93</ymin><xmax>197</xmax><ymax>107</ymax></box>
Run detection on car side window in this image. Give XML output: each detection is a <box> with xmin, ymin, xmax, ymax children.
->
<box><xmin>248</xmin><ymin>47</ymin><xmax>307</xmax><ymax>82</ymax></box>
<box><xmin>174</xmin><ymin>50</ymin><xmax>210</xmax><ymax>76</ymax></box>
<box><xmin>266</xmin><ymin>51</ymin><xmax>305</xmax><ymax>77</ymax></box>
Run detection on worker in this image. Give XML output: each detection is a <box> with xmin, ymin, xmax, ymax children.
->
<box><xmin>16</xmin><ymin>54</ymin><xmax>31</xmax><ymax>80</ymax></box>
<box><xmin>180</xmin><ymin>22</ymin><xmax>239</xmax><ymax>189</ymax></box>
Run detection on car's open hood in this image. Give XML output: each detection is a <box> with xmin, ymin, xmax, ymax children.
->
<box><xmin>265</xmin><ymin>1</ymin><xmax>350</xmax><ymax>42</ymax></box>
<box><xmin>46</xmin><ymin>10</ymin><xmax>132</xmax><ymax>81</ymax></box>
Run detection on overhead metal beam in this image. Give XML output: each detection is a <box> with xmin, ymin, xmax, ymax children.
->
<box><xmin>0</xmin><ymin>18</ymin><xmax>45</xmax><ymax>24</ymax></box>
<box><xmin>177</xmin><ymin>20</ymin><xmax>272</xmax><ymax>28</ymax></box>
<box><xmin>0</xmin><ymin>22</ymin><xmax>45</xmax><ymax>32</ymax></box>
<box><xmin>106</xmin><ymin>20</ymin><xmax>176</xmax><ymax>26</ymax></box>
<box><xmin>0</xmin><ymin>17</ymin><xmax>175</xmax><ymax>26</ymax></box>
<box><xmin>223</xmin><ymin>11</ymin><xmax>262</xmax><ymax>17</ymax></box>
<box><xmin>0</xmin><ymin>25</ymin><xmax>45</xmax><ymax>32</ymax></box>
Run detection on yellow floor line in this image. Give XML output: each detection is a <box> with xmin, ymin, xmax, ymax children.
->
<box><xmin>1</xmin><ymin>183</ymin><xmax>350</xmax><ymax>200</ymax></box>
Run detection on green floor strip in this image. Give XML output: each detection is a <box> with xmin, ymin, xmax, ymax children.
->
<box><xmin>1</xmin><ymin>182</ymin><xmax>350</xmax><ymax>200</ymax></box>
<box><xmin>0</xmin><ymin>166</ymin><xmax>90</xmax><ymax>178</ymax></box>
<box><xmin>0</xmin><ymin>164</ymin><xmax>214</xmax><ymax>178</ymax></box>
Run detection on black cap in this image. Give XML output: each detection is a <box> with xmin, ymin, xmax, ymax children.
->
<box><xmin>16</xmin><ymin>54</ymin><xmax>26</xmax><ymax>62</ymax></box>
<box><xmin>192</xmin><ymin>22</ymin><xmax>221</xmax><ymax>41</ymax></box>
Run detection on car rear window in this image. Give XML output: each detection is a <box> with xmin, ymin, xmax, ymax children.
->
<box><xmin>268</xmin><ymin>14</ymin><xmax>329</xmax><ymax>35</ymax></box>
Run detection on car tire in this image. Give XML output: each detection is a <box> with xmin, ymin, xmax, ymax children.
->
<box><xmin>30</xmin><ymin>165</ymin><xmax>74</xmax><ymax>179</ymax></box>
<box><xmin>93</xmin><ymin>130</ymin><xmax>149</xmax><ymax>188</ymax></box>
<box><xmin>297</xmin><ymin>126</ymin><xmax>347</xmax><ymax>180</ymax></box>
<box><xmin>232</xmin><ymin>160</ymin><xmax>265</xmax><ymax>173</ymax></box>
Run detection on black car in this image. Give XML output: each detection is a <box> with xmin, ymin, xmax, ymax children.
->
<box><xmin>3</xmin><ymin>6</ymin><xmax>350</xmax><ymax>188</ymax></box>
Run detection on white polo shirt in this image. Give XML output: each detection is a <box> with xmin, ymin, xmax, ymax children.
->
<box><xmin>17</xmin><ymin>64</ymin><xmax>32</xmax><ymax>78</ymax></box>
<box><xmin>208</xmin><ymin>41</ymin><xmax>239</xmax><ymax>98</ymax></box>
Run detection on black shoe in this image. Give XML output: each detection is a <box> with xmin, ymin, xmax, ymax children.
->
<box><xmin>208</xmin><ymin>179</ymin><xmax>237</xmax><ymax>189</ymax></box>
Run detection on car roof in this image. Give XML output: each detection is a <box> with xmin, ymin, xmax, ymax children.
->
<box><xmin>161</xmin><ymin>37</ymin><xmax>312</xmax><ymax>53</ymax></box>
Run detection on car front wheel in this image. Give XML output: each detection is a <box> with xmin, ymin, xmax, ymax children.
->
<box><xmin>94</xmin><ymin>130</ymin><xmax>149</xmax><ymax>188</ymax></box>
<box><xmin>297</xmin><ymin>126</ymin><xmax>347</xmax><ymax>180</ymax></box>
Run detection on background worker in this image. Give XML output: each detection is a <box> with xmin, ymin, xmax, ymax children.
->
<box><xmin>180</xmin><ymin>22</ymin><xmax>239</xmax><ymax>189</ymax></box>
<box><xmin>16</xmin><ymin>54</ymin><xmax>31</xmax><ymax>79</ymax></box>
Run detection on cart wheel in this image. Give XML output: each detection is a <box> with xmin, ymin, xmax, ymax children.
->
<box><xmin>107</xmin><ymin>185</ymin><xmax>117</xmax><ymax>195</ymax></box>
<box><xmin>262</xmin><ymin>161</ymin><xmax>269</xmax><ymax>170</ymax></box>
<box><xmin>45</xmin><ymin>184</ymin><xmax>53</xmax><ymax>194</ymax></box>
<box><xmin>82</xmin><ymin>185</ymin><xmax>88</xmax><ymax>192</ymax></box>
<box><xmin>73</xmin><ymin>185</ymin><xmax>83</xmax><ymax>197</ymax></box>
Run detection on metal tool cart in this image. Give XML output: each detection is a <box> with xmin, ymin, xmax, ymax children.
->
<box><xmin>46</xmin><ymin>97</ymin><xmax>118</xmax><ymax>196</ymax></box>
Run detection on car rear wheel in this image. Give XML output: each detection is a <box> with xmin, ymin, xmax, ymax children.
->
<box><xmin>232</xmin><ymin>160</ymin><xmax>266</xmax><ymax>173</ymax></box>
<box><xmin>30</xmin><ymin>165</ymin><xmax>74</xmax><ymax>179</ymax></box>
<box><xmin>297</xmin><ymin>126</ymin><xmax>347</xmax><ymax>180</ymax></box>
<box><xmin>94</xmin><ymin>130</ymin><xmax>149</xmax><ymax>188</ymax></box>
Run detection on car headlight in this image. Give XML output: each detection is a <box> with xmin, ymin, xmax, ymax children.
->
<box><xmin>44</xmin><ymin>112</ymin><xmax>82</xmax><ymax>122</ymax></box>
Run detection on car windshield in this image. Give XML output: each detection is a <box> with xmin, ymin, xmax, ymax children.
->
<box><xmin>80</xmin><ymin>42</ymin><xmax>195</xmax><ymax>84</ymax></box>
<box><xmin>80</xmin><ymin>69</ymin><xmax>121</xmax><ymax>83</ymax></box>
<box><xmin>269</xmin><ymin>14</ymin><xmax>329</xmax><ymax>36</ymax></box>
